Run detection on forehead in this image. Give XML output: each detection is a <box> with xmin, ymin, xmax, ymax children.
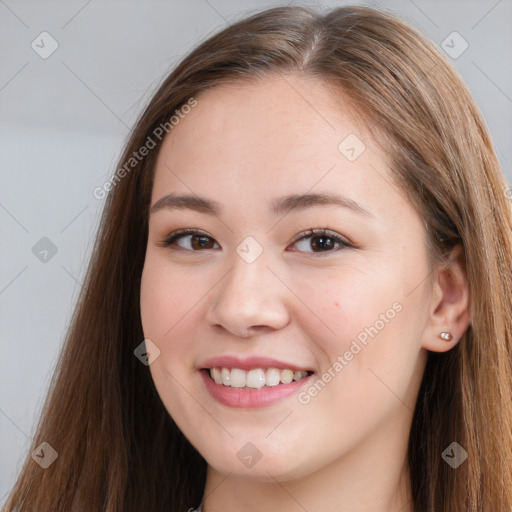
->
<box><xmin>150</xmin><ymin>74</ymin><xmax>403</xmax><ymax>225</ymax></box>
<box><xmin>165</xmin><ymin>74</ymin><xmax>366</xmax><ymax>156</ymax></box>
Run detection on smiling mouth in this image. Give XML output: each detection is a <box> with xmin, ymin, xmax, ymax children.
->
<box><xmin>205</xmin><ymin>367</ymin><xmax>315</xmax><ymax>389</ymax></box>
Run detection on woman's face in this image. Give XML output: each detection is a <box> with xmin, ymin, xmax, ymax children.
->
<box><xmin>140</xmin><ymin>74</ymin><xmax>433</xmax><ymax>481</ymax></box>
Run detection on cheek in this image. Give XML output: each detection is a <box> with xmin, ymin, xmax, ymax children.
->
<box><xmin>140</xmin><ymin>260</ymin><xmax>173</xmax><ymax>341</ymax></box>
<box><xmin>140</xmin><ymin>256</ymin><xmax>199</xmax><ymax>415</ymax></box>
<box><xmin>301</xmin><ymin>267</ymin><xmax>403</xmax><ymax>356</ymax></box>
<box><xmin>295</xmin><ymin>262</ymin><xmax>425</xmax><ymax>401</ymax></box>
<box><xmin>140</xmin><ymin>254</ymin><xmax>200</xmax><ymax>340</ymax></box>
<box><xmin>140</xmin><ymin>254</ymin><xmax>212</xmax><ymax>388</ymax></box>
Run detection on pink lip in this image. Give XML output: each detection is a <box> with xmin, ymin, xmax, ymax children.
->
<box><xmin>200</xmin><ymin>370</ymin><xmax>313</xmax><ymax>408</ymax></box>
<box><xmin>200</xmin><ymin>355</ymin><xmax>312</xmax><ymax>372</ymax></box>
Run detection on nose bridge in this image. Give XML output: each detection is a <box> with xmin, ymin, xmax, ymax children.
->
<box><xmin>226</xmin><ymin>246</ymin><xmax>269</xmax><ymax>299</ymax></box>
<box><xmin>205</xmin><ymin>243</ymin><xmax>289</xmax><ymax>335</ymax></box>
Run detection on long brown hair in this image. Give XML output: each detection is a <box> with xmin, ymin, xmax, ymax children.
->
<box><xmin>4</xmin><ymin>5</ymin><xmax>512</xmax><ymax>511</ymax></box>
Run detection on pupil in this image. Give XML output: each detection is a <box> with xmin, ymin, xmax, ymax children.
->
<box><xmin>193</xmin><ymin>235</ymin><xmax>211</xmax><ymax>249</ymax></box>
<box><xmin>313</xmin><ymin>236</ymin><xmax>333</xmax><ymax>251</ymax></box>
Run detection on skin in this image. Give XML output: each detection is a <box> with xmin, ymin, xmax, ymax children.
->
<box><xmin>140</xmin><ymin>73</ymin><xmax>470</xmax><ymax>512</ymax></box>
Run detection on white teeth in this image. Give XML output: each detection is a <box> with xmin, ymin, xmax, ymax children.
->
<box><xmin>280</xmin><ymin>369</ymin><xmax>294</xmax><ymax>384</ymax></box>
<box><xmin>246</xmin><ymin>369</ymin><xmax>266</xmax><ymax>388</ymax></box>
<box><xmin>209</xmin><ymin>367</ymin><xmax>310</xmax><ymax>388</ymax></box>
<box><xmin>211</xmin><ymin>367</ymin><xmax>223</xmax><ymax>385</ymax></box>
<box><xmin>221</xmin><ymin>367</ymin><xmax>231</xmax><ymax>386</ymax></box>
<box><xmin>266</xmin><ymin>368</ymin><xmax>281</xmax><ymax>387</ymax></box>
<box><xmin>230</xmin><ymin>368</ymin><xmax>246</xmax><ymax>388</ymax></box>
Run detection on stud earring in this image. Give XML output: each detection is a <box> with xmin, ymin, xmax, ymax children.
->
<box><xmin>439</xmin><ymin>331</ymin><xmax>453</xmax><ymax>341</ymax></box>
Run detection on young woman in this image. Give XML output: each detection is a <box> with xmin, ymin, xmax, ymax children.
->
<box><xmin>4</xmin><ymin>5</ymin><xmax>512</xmax><ymax>512</ymax></box>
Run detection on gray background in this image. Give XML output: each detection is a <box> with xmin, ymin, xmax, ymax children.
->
<box><xmin>1</xmin><ymin>0</ymin><xmax>511</xmax><ymax>501</ymax></box>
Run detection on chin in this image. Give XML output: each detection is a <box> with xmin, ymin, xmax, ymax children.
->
<box><xmin>201</xmin><ymin>441</ymin><xmax>320</xmax><ymax>482</ymax></box>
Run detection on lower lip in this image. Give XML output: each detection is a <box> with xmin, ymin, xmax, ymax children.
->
<box><xmin>200</xmin><ymin>370</ymin><xmax>313</xmax><ymax>408</ymax></box>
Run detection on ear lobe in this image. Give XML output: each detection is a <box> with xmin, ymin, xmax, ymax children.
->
<box><xmin>421</xmin><ymin>244</ymin><xmax>471</xmax><ymax>353</ymax></box>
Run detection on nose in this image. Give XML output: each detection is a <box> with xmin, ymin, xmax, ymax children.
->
<box><xmin>204</xmin><ymin>250</ymin><xmax>290</xmax><ymax>338</ymax></box>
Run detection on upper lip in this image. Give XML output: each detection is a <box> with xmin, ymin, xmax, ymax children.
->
<box><xmin>200</xmin><ymin>356</ymin><xmax>314</xmax><ymax>372</ymax></box>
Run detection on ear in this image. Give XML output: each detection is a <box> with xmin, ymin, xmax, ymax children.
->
<box><xmin>422</xmin><ymin>244</ymin><xmax>471</xmax><ymax>352</ymax></box>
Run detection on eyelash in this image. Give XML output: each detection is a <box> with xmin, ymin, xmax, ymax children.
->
<box><xmin>157</xmin><ymin>228</ymin><xmax>353</xmax><ymax>255</ymax></box>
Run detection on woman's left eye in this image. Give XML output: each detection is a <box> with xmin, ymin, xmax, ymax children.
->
<box><xmin>158</xmin><ymin>228</ymin><xmax>351</xmax><ymax>254</ymax></box>
<box><xmin>290</xmin><ymin>229</ymin><xmax>352</xmax><ymax>254</ymax></box>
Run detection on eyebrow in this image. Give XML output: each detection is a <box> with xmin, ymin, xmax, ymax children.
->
<box><xmin>150</xmin><ymin>191</ymin><xmax>375</xmax><ymax>218</ymax></box>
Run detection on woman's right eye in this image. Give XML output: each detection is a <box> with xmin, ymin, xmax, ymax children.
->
<box><xmin>158</xmin><ymin>229</ymin><xmax>220</xmax><ymax>251</ymax></box>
